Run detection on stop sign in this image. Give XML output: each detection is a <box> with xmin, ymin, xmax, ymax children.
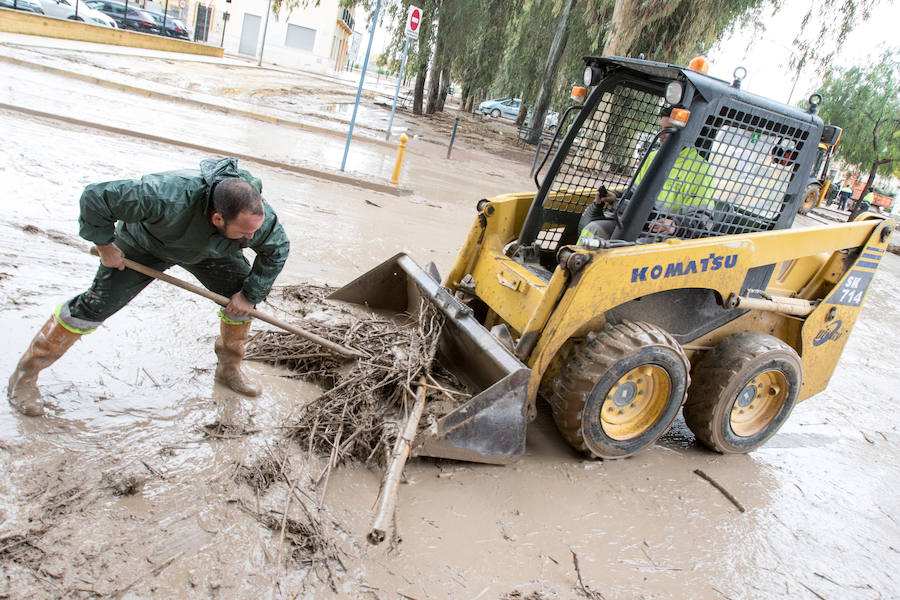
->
<box><xmin>406</xmin><ymin>5</ymin><xmax>422</xmax><ymax>39</ymax></box>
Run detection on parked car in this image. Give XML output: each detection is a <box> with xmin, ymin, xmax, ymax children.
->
<box><xmin>544</xmin><ymin>110</ymin><xmax>559</xmax><ymax>130</ymax></box>
<box><xmin>478</xmin><ymin>97</ymin><xmax>522</xmax><ymax>119</ymax></box>
<box><xmin>37</xmin><ymin>0</ymin><xmax>116</xmax><ymax>26</ymax></box>
<box><xmin>1</xmin><ymin>0</ymin><xmax>45</xmax><ymax>13</ymax></box>
<box><xmin>141</xmin><ymin>9</ymin><xmax>190</xmax><ymax>39</ymax></box>
<box><xmin>83</xmin><ymin>0</ymin><xmax>159</xmax><ymax>34</ymax></box>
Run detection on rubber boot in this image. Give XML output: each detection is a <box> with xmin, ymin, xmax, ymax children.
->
<box><xmin>214</xmin><ymin>320</ymin><xmax>261</xmax><ymax>397</ymax></box>
<box><xmin>8</xmin><ymin>315</ymin><xmax>82</xmax><ymax>416</ymax></box>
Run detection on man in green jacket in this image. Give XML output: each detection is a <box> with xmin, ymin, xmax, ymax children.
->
<box><xmin>8</xmin><ymin>157</ymin><xmax>290</xmax><ymax>417</ymax></box>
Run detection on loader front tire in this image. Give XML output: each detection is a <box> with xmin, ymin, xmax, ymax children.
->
<box><xmin>798</xmin><ymin>182</ymin><xmax>821</xmax><ymax>215</ymax></box>
<box><xmin>550</xmin><ymin>321</ymin><xmax>690</xmax><ymax>459</ymax></box>
<box><xmin>683</xmin><ymin>333</ymin><xmax>802</xmax><ymax>454</ymax></box>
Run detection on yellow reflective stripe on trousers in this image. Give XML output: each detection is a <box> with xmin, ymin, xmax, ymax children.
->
<box><xmin>54</xmin><ymin>304</ymin><xmax>96</xmax><ymax>335</ymax></box>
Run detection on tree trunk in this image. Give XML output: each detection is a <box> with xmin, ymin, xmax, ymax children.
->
<box><xmin>515</xmin><ymin>99</ymin><xmax>528</xmax><ymax>126</ymax></box>
<box><xmin>426</xmin><ymin>31</ymin><xmax>444</xmax><ymax>114</ymax></box>
<box><xmin>527</xmin><ymin>0</ymin><xmax>577</xmax><ymax>143</ymax></box>
<box><xmin>437</xmin><ymin>65</ymin><xmax>451</xmax><ymax>112</ymax></box>
<box><xmin>603</xmin><ymin>0</ymin><xmax>635</xmax><ymax>56</ymax></box>
<box><xmin>461</xmin><ymin>83</ymin><xmax>472</xmax><ymax>112</ymax></box>
<box><xmin>853</xmin><ymin>158</ymin><xmax>893</xmax><ymax>213</ymax></box>
<box><xmin>413</xmin><ymin>72</ymin><xmax>426</xmax><ymax>115</ymax></box>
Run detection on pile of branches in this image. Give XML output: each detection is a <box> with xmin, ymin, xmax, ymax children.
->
<box><xmin>247</xmin><ymin>284</ymin><xmax>460</xmax><ymax>467</ymax></box>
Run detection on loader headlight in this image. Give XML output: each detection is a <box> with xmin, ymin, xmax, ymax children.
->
<box><xmin>583</xmin><ymin>66</ymin><xmax>599</xmax><ymax>87</ymax></box>
<box><xmin>665</xmin><ymin>81</ymin><xmax>683</xmax><ymax>105</ymax></box>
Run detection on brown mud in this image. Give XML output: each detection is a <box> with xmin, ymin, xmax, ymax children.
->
<box><xmin>0</xmin><ymin>43</ymin><xmax>899</xmax><ymax>600</ymax></box>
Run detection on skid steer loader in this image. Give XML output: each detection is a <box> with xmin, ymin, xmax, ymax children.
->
<box><xmin>799</xmin><ymin>123</ymin><xmax>842</xmax><ymax>214</ymax></box>
<box><xmin>332</xmin><ymin>56</ymin><xmax>895</xmax><ymax>464</ymax></box>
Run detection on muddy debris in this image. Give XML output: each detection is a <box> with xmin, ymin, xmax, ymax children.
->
<box><xmin>234</xmin><ymin>445</ymin><xmax>290</xmax><ymax>494</ymax></box>
<box><xmin>21</xmin><ymin>223</ymin><xmax>91</xmax><ymax>252</ymax></box>
<box><xmin>101</xmin><ymin>469</ymin><xmax>147</xmax><ymax>496</ymax></box>
<box><xmin>0</xmin><ymin>533</ymin><xmax>46</xmax><ymax>570</ymax></box>
<box><xmin>501</xmin><ymin>591</ymin><xmax>559</xmax><ymax>600</ymax></box>
<box><xmin>231</xmin><ymin>445</ymin><xmax>347</xmax><ymax>592</ymax></box>
<box><xmin>197</xmin><ymin>419</ymin><xmax>260</xmax><ymax>440</ymax></box>
<box><xmin>248</xmin><ymin>284</ymin><xmax>466</xmax><ymax>467</ymax></box>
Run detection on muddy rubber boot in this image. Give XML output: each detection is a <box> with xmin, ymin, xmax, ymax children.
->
<box><xmin>214</xmin><ymin>320</ymin><xmax>261</xmax><ymax>397</ymax></box>
<box><xmin>8</xmin><ymin>315</ymin><xmax>82</xmax><ymax>417</ymax></box>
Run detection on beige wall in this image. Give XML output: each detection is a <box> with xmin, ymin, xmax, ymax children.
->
<box><xmin>202</xmin><ymin>0</ymin><xmax>355</xmax><ymax>70</ymax></box>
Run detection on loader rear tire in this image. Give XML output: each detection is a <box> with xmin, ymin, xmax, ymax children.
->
<box><xmin>550</xmin><ymin>321</ymin><xmax>690</xmax><ymax>459</ymax></box>
<box><xmin>683</xmin><ymin>332</ymin><xmax>802</xmax><ymax>454</ymax></box>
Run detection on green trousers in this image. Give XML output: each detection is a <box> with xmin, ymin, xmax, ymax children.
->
<box><xmin>59</xmin><ymin>242</ymin><xmax>251</xmax><ymax>333</ymax></box>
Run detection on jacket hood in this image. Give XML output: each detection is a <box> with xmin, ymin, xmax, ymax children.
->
<box><xmin>199</xmin><ymin>157</ymin><xmax>264</xmax><ymax>195</ymax></box>
<box><xmin>200</xmin><ymin>157</ymin><xmax>241</xmax><ymax>185</ymax></box>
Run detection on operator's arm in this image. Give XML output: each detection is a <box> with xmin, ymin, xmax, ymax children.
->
<box><xmin>578</xmin><ymin>186</ymin><xmax>617</xmax><ymax>231</ymax></box>
<box><xmin>242</xmin><ymin>204</ymin><xmax>290</xmax><ymax>305</ymax></box>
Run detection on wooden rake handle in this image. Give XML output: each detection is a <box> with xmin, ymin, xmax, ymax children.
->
<box><xmin>89</xmin><ymin>247</ymin><xmax>364</xmax><ymax>359</ymax></box>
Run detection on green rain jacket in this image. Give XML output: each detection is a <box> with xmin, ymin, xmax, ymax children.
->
<box><xmin>78</xmin><ymin>157</ymin><xmax>290</xmax><ymax>304</ymax></box>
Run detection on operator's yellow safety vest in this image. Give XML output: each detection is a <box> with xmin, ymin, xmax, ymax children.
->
<box><xmin>636</xmin><ymin>147</ymin><xmax>715</xmax><ymax>212</ymax></box>
<box><xmin>862</xmin><ymin>191</ymin><xmax>875</xmax><ymax>204</ymax></box>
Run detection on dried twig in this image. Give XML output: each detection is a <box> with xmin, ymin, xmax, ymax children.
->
<box><xmin>799</xmin><ymin>581</ymin><xmax>827</xmax><ymax>600</ymax></box>
<box><xmin>571</xmin><ymin>549</ymin><xmax>604</xmax><ymax>599</ymax></box>
<box><xmin>693</xmin><ymin>469</ymin><xmax>746</xmax><ymax>513</ymax></box>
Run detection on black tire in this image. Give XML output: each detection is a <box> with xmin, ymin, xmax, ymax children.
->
<box><xmin>549</xmin><ymin>321</ymin><xmax>691</xmax><ymax>459</ymax></box>
<box><xmin>490</xmin><ymin>109</ymin><xmax>501</xmax><ymax>118</ymax></box>
<box><xmin>683</xmin><ymin>332</ymin><xmax>802</xmax><ymax>454</ymax></box>
<box><xmin>798</xmin><ymin>182</ymin><xmax>821</xmax><ymax>215</ymax></box>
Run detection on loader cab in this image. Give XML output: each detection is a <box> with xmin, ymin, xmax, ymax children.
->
<box><xmin>516</xmin><ymin>56</ymin><xmax>825</xmax><ymax>274</ymax></box>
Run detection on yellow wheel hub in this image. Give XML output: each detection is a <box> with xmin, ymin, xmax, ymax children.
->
<box><xmin>600</xmin><ymin>365</ymin><xmax>671</xmax><ymax>441</ymax></box>
<box><xmin>730</xmin><ymin>370</ymin><xmax>787</xmax><ymax>437</ymax></box>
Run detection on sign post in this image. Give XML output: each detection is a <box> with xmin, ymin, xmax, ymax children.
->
<box><xmin>385</xmin><ymin>5</ymin><xmax>421</xmax><ymax>140</ymax></box>
<box><xmin>340</xmin><ymin>0</ymin><xmax>382</xmax><ymax>172</ymax></box>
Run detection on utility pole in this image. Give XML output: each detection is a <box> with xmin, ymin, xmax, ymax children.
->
<box><xmin>257</xmin><ymin>0</ymin><xmax>272</xmax><ymax>67</ymax></box>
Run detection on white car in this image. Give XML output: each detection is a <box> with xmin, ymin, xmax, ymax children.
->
<box><xmin>38</xmin><ymin>0</ymin><xmax>117</xmax><ymax>27</ymax></box>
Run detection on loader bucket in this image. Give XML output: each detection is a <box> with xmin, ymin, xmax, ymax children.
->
<box><xmin>328</xmin><ymin>253</ymin><xmax>530</xmax><ymax>465</ymax></box>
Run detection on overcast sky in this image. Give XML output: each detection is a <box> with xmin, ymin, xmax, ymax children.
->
<box><xmin>707</xmin><ymin>0</ymin><xmax>898</xmax><ymax>103</ymax></box>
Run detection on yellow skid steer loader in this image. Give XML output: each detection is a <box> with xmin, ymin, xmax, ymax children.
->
<box><xmin>332</xmin><ymin>56</ymin><xmax>895</xmax><ymax>464</ymax></box>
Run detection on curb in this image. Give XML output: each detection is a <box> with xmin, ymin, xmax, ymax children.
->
<box><xmin>0</xmin><ymin>52</ymin><xmax>396</xmax><ymax>149</ymax></box>
<box><xmin>0</xmin><ymin>101</ymin><xmax>412</xmax><ymax>197</ymax></box>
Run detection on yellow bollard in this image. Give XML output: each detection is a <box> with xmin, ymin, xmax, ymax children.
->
<box><xmin>390</xmin><ymin>133</ymin><xmax>409</xmax><ymax>185</ymax></box>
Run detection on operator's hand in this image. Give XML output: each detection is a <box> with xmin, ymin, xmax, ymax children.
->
<box><xmin>595</xmin><ymin>188</ymin><xmax>616</xmax><ymax>205</ymax></box>
<box><xmin>96</xmin><ymin>243</ymin><xmax>125</xmax><ymax>270</ymax></box>
<box><xmin>648</xmin><ymin>218</ymin><xmax>676</xmax><ymax>235</ymax></box>
<box><xmin>225</xmin><ymin>291</ymin><xmax>254</xmax><ymax>317</ymax></box>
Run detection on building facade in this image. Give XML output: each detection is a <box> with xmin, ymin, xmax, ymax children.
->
<box><xmin>142</xmin><ymin>0</ymin><xmax>358</xmax><ymax>72</ymax></box>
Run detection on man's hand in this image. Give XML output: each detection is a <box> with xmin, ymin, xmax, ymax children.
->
<box><xmin>96</xmin><ymin>243</ymin><xmax>125</xmax><ymax>270</ymax></box>
<box><xmin>595</xmin><ymin>187</ymin><xmax>617</xmax><ymax>205</ymax></box>
<box><xmin>225</xmin><ymin>291</ymin><xmax>255</xmax><ymax>317</ymax></box>
<box><xmin>648</xmin><ymin>218</ymin><xmax>676</xmax><ymax>235</ymax></box>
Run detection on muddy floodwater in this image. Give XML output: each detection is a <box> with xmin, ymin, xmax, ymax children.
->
<box><xmin>1</xmin><ymin>41</ymin><xmax>899</xmax><ymax>600</ymax></box>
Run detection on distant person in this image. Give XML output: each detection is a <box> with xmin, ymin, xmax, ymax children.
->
<box><xmin>7</xmin><ymin>158</ymin><xmax>290</xmax><ymax>417</ymax></box>
<box><xmin>579</xmin><ymin>105</ymin><xmax>715</xmax><ymax>242</ymax></box>
<box><xmin>837</xmin><ymin>182</ymin><xmax>853</xmax><ymax>211</ymax></box>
